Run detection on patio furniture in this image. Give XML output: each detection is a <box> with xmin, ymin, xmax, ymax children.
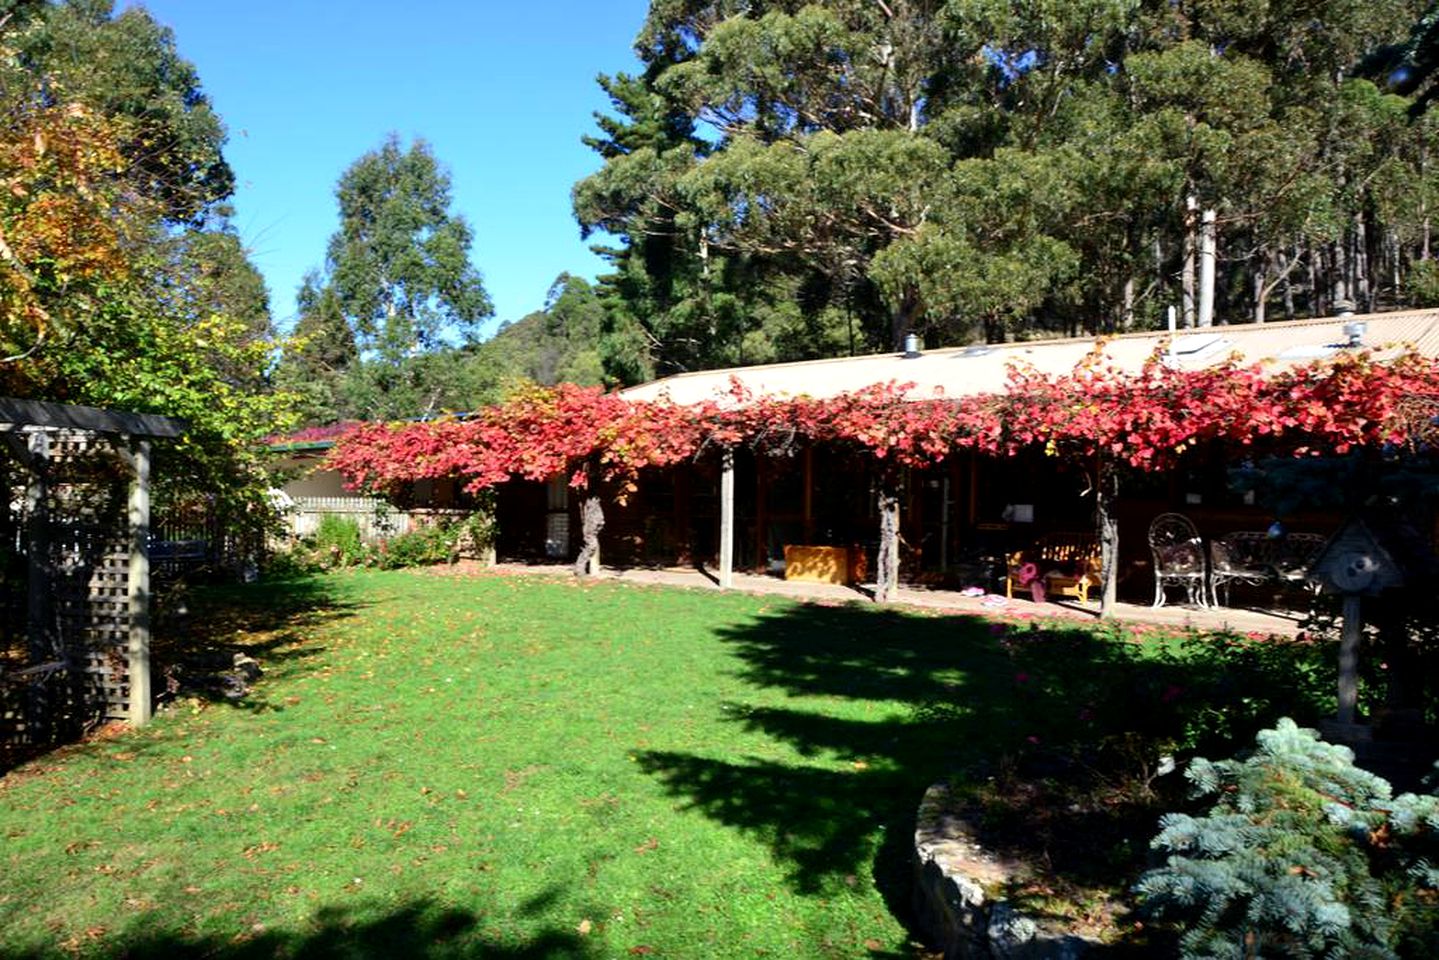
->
<box><xmin>783</xmin><ymin>545</ymin><xmax>861</xmax><ymax>585</ymax></box>
<box><xmin>1006</xmin><ymin>532</ymin><xmax>1101</xmax><ymax>603</ymax></box>
<box><xmin>1209</xmin><ymin>531</ymin><xmax>1327</xmax><ymax>607</ymax></box>
<box><xmin>1149</xmin><ymin>513</ymin><xmax>1208</xmax><ymax>608</ymax></box>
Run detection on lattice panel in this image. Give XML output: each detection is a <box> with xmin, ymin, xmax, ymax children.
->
<box><xmin>46</xmin><ymin>432</ymin><xmax>133</xmax><ymax>722</ymax></box>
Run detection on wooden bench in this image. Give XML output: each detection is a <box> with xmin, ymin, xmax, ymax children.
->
<box><xmin>783</xmin><ymin>545</ymin><xmax>864</xmax><ymax>585</ymax></box>
<box><xmin>1006</xmin><ymin>532</ymin><xmax>1102</xmax><ymax>604</ymax></box>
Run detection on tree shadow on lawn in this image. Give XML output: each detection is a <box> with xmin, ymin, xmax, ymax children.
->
<box><xmin>0</xmin><ymin>897</ymin><xmax>601</xmax><ymax>960</ymax></box>
<box><xmin>2</xmin><ymin>576</ymin><xmax>363</xmax><ymax>775</ymax></box>
<box><xmin>149</xmin><ymin>573</ymin><xmax>366</xmax><ymax>713</ymax></box>
<box><xmin>635</xmin><ymin>602</ymin><xmax>1331</xmax><ymax>943</ymax></box>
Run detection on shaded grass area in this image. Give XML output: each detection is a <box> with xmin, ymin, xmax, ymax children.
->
<box><xmin>0</xmin><ymin>571</ymin><xmax>1331</xmax><ymax>958</ymax></box>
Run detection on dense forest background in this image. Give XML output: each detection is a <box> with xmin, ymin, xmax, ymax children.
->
<box><xmin>10</xmin><ymin>1</ymin><xmax>1439</xmax><ymax>432</ymax></box>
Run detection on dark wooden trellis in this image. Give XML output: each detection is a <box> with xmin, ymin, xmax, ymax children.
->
<box><xmin>0</xmin><ymin>398</ymin><xmax>183</xmax><ymax>758</ymax></box>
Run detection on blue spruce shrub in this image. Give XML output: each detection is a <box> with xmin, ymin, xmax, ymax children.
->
<box><xmin>1135</xmin><ymin>719</ymin><xmax>1439</xmax><ymax>958</ymax></box>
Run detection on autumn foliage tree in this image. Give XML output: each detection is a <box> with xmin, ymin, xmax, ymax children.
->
<box><xmin>0</xmin><ymin>4</ymin><xmax>297</xmax><ymax>538</ymax></box>
<box><xmin>0</xmin><ymin>98</ymin><xmax>140</xmax><ymax>366</ymax></box>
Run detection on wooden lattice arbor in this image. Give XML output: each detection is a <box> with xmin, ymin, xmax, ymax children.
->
<box><xmin>0</xmin><ymin>398</ymin><xmax>183</xmax><ymax>758</ymax></box>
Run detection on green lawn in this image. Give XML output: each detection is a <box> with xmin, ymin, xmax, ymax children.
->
<box><xmin>0</xmin><ymin>570</ymin><xmax>1329</xmax><ymax>958</ymax></box>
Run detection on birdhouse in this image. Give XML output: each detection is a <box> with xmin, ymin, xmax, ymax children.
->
<box><xmin>1309</xmin><ymin>519</ymin><xmax>1405</xmax><ymax>597</ymax></box>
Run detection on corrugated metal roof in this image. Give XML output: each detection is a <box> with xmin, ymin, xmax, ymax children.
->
<box><xmin>619</xmin><ymin>309</ymin><xmax>1439</xmax><ymax>405</ymax></box>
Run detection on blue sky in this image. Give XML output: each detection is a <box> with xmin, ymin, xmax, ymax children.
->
<box><xmin>124</xmin><ymin>1</ymin><xmax>650</xmax><ymax>335</ymax></box>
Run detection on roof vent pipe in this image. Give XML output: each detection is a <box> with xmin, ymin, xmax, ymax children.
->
<box><xmin>902</xmin><ymin>332</ymin><xmax>922</xmax><ymax>359</ymax></box>
<box><xmin>1343</xmin><ymin>320</ymin><xmax>1367</xmax><ymax>348</ymax></box>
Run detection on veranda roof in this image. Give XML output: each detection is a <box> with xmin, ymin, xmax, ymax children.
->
<box><xmin>620</xmin><ymin>309</ymin><xmax>1439</xmax><ymax>405</ymax></box>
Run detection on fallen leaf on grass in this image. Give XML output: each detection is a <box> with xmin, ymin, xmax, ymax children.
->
<box><xmin>577</xmin><ymin>918</ymin><xmax>593</xmax><ymax>936</ymax></box>
<box><xmin>242</xmin><ymin>841</ymin><xmax>280</xmax><ymax>859</ymax></box>
<box><xmin>633</xmin><ymin>837</ymin><xmax>659</xmax><ymax>855</ymax></box>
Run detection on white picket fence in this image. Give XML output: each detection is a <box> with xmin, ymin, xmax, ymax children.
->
<box><xmin>283</xmin><ymin>496</ymin><xmax>466</xmax><ymax>544</ymax></box>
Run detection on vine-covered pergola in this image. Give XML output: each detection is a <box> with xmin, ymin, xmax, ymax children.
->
<box><xmin>0</xmin><ymin>397</ymin><xmax>183</xmax><ymax>754</ymax></box>
<box><xmin>328</xmin><ymin>348</ymin><xmax>1439</xmax><ymax>612</ymax></box>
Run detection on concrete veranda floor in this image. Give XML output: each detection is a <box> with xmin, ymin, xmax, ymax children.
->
<box><xmin>485</xmin><ymin>561</ymin><xmax>1307</xmax><ymax>638</ymax></box>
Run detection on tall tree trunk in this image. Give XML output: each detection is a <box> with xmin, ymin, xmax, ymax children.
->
<box><xmin>1252</xmin><ymin>251</ymin><xmax>1268</xmax><ymax>324</ymax></box>
<box><xmin>1182</xmin><ymin>196</ymin><xmax>1198</xmax><ymax>328</ymax></box>
<box><xmin>1332</xmin><ymin>239</ymin><xmax>1350</xmax><ymax>308</ymax></box>
<box><xmin>1281</xmin><ymin>247</ymin><xmax>1297</xmax><ymax>320</ymax></box>
<box><xmin>1197</xmin><ymin>207</ymin><xmax>1217</xmax><ymax>327</ymax></box>
<box><xmin>574</xmin><ymin>495</ymin><xmax>605</xmax><ymax>577</ymax></box>
<box><xmin>1096</xmin><ymin>457</ymin><xmax>1120</xmax><ymax>618</ymax></box>
<box><xmin>893</xmin><ymin>288</ymin><xmax>919</xmax><ymax>349</ymax></box>
<box><xmin>1354</xmin><ymin>213</ymin><xmax>1372</xmax><ymax>311</ymax></box>
<box><xmin>1121</xmin><ymin>276</ymin><xmax>1135</xmax><ymax>331</ymax></box>
<box><xmin>1389</xmin><ymin>230</ymin><xmax>1402</xmax><ymax>305</ymax></box>
<box><xmin>875</xmin><ymin>472</ymin><xmax>900</xmax><ymax>603</ymax></box>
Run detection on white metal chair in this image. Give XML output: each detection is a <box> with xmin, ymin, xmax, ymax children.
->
<box><xmin>1149</xmin><ymin>513</ymin><xmax>1208</xmax><ymax>608</ymax></box>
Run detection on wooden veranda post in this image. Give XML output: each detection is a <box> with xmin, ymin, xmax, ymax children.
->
<box><xmin>1096</xmin><ymin>456</ymin><xmax>1120</xmax><ymax>618</ymax></box>
<box><xmin>126</xmin><ymin>439</ymin><xmax>152</xmax><ymax>726</ymax></box>
<box><xmin>718</xmin><ymin>448</ymin><xmax>735</xmax><ymax>589</ymax></box>
<box><xmin>875</xmin><ymin>470</ymin><xmax>901</xmax><ymax>603</ymax></box>
<box><xmin>574</xmin><ymin>495</ymin><xmax>604</xmax><ymax>577</ymax></box>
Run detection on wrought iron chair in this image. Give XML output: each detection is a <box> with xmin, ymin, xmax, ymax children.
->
<box><xmin>1149</xmin><ymin>512</ymin><xmax>1208</xmax><ymax>608</ymax></box>
<box><xmin>1209</xmin><ymin>530</ymin><xmax>1327</xmax><ymax>607</ymax></box>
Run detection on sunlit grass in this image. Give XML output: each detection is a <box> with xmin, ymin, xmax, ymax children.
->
<box><xmin>0</xmin><ymin>569</ymin><xmax>1328</xmax><ymax>958</ymax></box>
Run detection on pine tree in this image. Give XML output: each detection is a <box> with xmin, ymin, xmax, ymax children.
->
<box><xmin>1136</xmin><ymin>719</ymin><xmax>1439</xmax><ymax>959</ymax></box>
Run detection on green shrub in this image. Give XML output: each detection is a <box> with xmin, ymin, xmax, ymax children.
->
<box><xmin>1135</xmin><ymin>719</ymin><xmax>1439</xmax><ymax>958</ymax></box>
<box><xmin>260</xmin><ymin>547</ymin><xmax>321</xmax><ymax>579</ymax></box>
<box><xmin>313</xmin><ymin>514</ymin><xmax>365</xmax><ymax>567</ymax></box>
<box><xmin>454</xmin><ymin>496</ymin><xmax>497</xmax><ymax>558</ymax></box>
<box><xmin>372</xmin><ymin>523</ymin><xmax>455</xmax><ymax>569</ymax></box>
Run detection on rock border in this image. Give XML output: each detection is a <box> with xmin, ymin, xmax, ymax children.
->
<box><xmin>912</xmin><ymin>782</ymin><xmax>1099</xmax><ymax>959</ymax></box>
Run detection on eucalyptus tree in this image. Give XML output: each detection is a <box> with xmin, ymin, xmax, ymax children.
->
<box><xmin>323</xmin><ymin>135</ymin><xmax>491</xmax><ymax>362</ymax></box>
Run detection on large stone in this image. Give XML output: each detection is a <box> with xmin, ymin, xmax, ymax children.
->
<box><xmin>913</xmin><ymin>782</ymin><xmax>1101</xmax><ymax>959</ymax></box>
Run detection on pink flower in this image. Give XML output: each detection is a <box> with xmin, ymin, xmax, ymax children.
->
<box><xmin>1026</xmin><ymin>735</ymin><xmax>1041</xmax><ymax>744</ymax></box>
<box><xmin>1015</xmin><ymin>672</ymin><xmax>1031</xmax><ymax>683</ymax></box>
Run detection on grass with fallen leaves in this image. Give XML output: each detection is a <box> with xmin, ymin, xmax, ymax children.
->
<box><xmin>0</xmin><ymin>569</ymin><xmax>1329</xmax><ymax>958</ymax></box>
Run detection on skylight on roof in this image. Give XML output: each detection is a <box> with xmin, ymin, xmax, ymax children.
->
<box><xmin>1276</xmin><ymin>344</ymin><xmax>1340</xmax><ymax>360</ymax></box>
<box><xmin>1171</xmin><ymin>333</ymin><xmax>1227</xmax><ymax>356</ymax></box>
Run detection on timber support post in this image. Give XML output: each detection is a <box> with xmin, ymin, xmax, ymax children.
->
<box><xmin>22</xmin><ymin>430</ymin><xmax>51</xmax><ymax>665</ymax></box>
<box><xmin>718</xmin><ymin>448</ymin><xmax>734</xmax><ymax>589</ymax></box>
<box><xmin>126</xmin><ymin>439</ymin><xmax>152</xmax><ymax>726</ymax></box>
<box><xmin>1337</xmin><ymin>595</ymin><xmax>1363</xmax><ymax>726</ymax></box>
